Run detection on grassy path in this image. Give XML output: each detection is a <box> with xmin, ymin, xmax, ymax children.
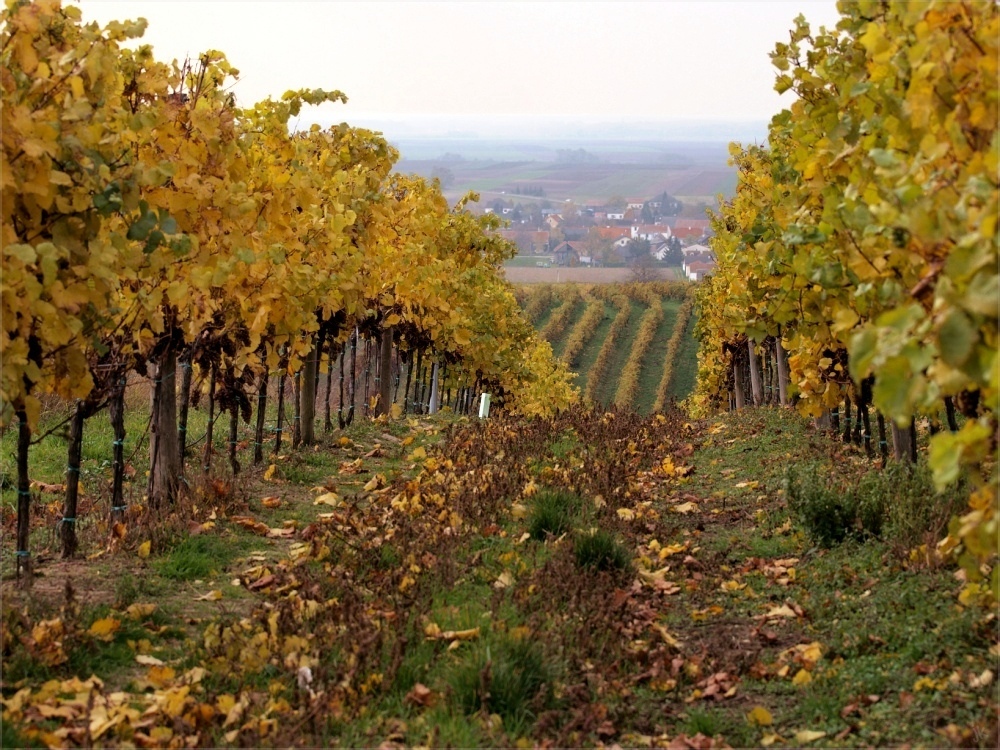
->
<box><xmin>633</xmin><ymin>298</ymin><xmax>681</xmax><ymax>414</ymax></box>
<box><xmin>548</xmin><ymin>296</ymin><xmax>585</xmax><ymax>360</ymax></box>
<box><xmin>572</xmin><ymin>300</ymin><xmax>616</xmax><ymax>383</ymax></box>
<box><xmin>594</xmin><ymin>298</ymin><xmax>645</xmax><ymax>406</ymax></box>
<box><xmin>667</xmin><ymin>310</ymin><xmax>699</xmax><ymax>402</ymax></box>
<box><xmin>2</xmin><ymin>405</ymin><xmax>994</xmax><ymax>749</ymax></box>
<box><xmin>3</xmin><ymin>407</ymin><xmax>993</xmax><ymax>749</ymax></box>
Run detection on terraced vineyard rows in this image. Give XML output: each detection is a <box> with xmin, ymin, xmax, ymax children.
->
<box><xmin>518</xmin><ymin>282</ymin><xmax>695</xmax><ymax>414</ymax></box>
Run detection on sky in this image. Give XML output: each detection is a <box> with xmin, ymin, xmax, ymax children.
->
<box><xmin>77</xmin><ymin>1</ymin><xmax>842</xmax><ymax>140</ymax></box>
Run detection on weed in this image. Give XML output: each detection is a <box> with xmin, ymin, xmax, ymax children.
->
<box><xmin>573</xmin><ymin>529</ymin><xmax>633</xmax><ymax>574</ymax></box>
<box><xmin>786</xmin><ymin>462</ymin><xmax>969</xmax><ymax>549</ymax></box>
<box><xmin>156</xmin><ymin>534</ymin><xmax>237</xmax><ymax>581</ymax></box>
<box><xmin>547</xmin><ymin>430</ymin><xmax>580</xmax><ymax>460</ymax></box>
<box><xmin>683</xmin><ymin>707</ymin><xmax>720</xmax><ymax>737</ymax></box>
<box><xmin>449</xmin><ymin>637</ymin><xmax>554</xmax><ymax>732</ymax></box>
<box><xmin>528</xmin><ymin>488</ymin><xmax>581</xmax><ymax>540</ymax></box>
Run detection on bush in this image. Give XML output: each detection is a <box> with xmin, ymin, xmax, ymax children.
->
<box><xmin>528</xmin><ymin>488</ymin><xmax>581</xmax><ymax>540</ymax></box>
<box><xmin>450</xmin><ymin>637</ymin><xmax>554</xmax><ymax>730</ymax></box>
<box><xmin>786</xmin><ymin>462</ymin><xmax>968</xmax><ymax>549</ymax></box>
<box><xmin>573</xmin><ymin>529</ymin><xmax>633</xmax><ymax>574</ymax></box>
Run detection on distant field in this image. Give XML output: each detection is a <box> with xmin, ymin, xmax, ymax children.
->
<box><xmin>401</xmin><ymin>160</ymin><xmax>735</xmax><ymax>204</ymax></box>
<box><xmin>518</xmin><ymin>281</ymin><xmax>697</xmax><ymax>413</ymax></box>
<box><xmin>505</xmin><ymin>267</ymin><xmax>680</xmax><ymax>284</ymax></box>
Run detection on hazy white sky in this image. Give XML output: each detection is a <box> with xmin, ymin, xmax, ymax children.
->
<box><xmin>78</xmin><ymin>1</ymin><xmax>841</xmax><ymax>137</ymax></box>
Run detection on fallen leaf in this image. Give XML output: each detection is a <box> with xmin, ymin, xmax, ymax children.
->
<box><xmin>763</xmin><ymin>604</ymin><xmax>797</xmax><ymax>619</ymax></box>
<box><xmin>87</xmin><ymin>617</ymin><xmax>120</xmax><ymax>642</ymax></box>
<box><xmin>404</xmin><ymin>683</ymin><xmax>436</xmax><ymax>707</ymax></box>
<box><xmin>135</xmin><ymin>654</ymin><xmax>165</xmax><ymax>666</ymax></box>
<box><xmin>793</xmin><ymin>730</ymin><xmax>826</xmax><ymax>744</ymax></box>
<box><xmin>125</xmin><ymin>603</ymin><xmax>158</xmax><ymax>620</ymax></box>
<box><xmin>263</xmin><ymin>464</ymin><xmax>278</xmax><ymax>481</ymax></box>
<box><xmin>314</xmin><ymin>492</ymin><xmax>341</xmax><ymax>507</ymax></box>
<box><xmin>195</xmin><ymin>590</ymin><xmax>223</xmax><ymax>602</ymax></box>
<box><xmin>248</xmin><ymin>575</ymin><xmax>276</xmax><ymax>591</ymax></box>
<box><xmin>261</xmin><ymin>496</ymin><xmax>282</xmax><ymax>508</ymax></box>
<box><xmin>147</xmin><ymin>665</ymin><xmax>176</xmax><ymax>688</ymax></box>
<box><xmin>407</xmin><ymin>446</ymin><xmax>427</xmax><ymax>461</ymax></box>
<box><xmin>138</xmin><ymin>540</ymin><xmax>151</xmax><ymax>558</ymax></box>
<box><xmin>746</xmin><ymin>706</ymin><xmax>773</xmax><ymax>726</ymax></box>
<box><xmin>672</xmin><ymin>502</ymin><xmax>697</xmax><ymax>514</ymax></box>
<box><xmin>792</xmin><ymin>669</ymin><xmax>812</xmax><ymax>686</ymax></box>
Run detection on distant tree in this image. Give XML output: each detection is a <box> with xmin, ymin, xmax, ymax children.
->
<box><xmin>659</xmin><ymin>192</ymin><xmax>683</xmax><ymax>216</ymax></box>
<box><xmin>625</xmin><ymin>237</ymin><xmax>651</xmax><ymax>260</ymax></box>
<box><xmin>663</xmin><ymin>236</ymin><xmax>683</xmax><ymax>265</ymax></box>
<box><xmin>606</xmin><ymin>195</ymin><xmax>627</xmax><ymax>211</ymax></box>
<box><xmin>640</xmin><ymin>203</ymin><xmax>655</xmax><ymax>223</ymax></box>
<box><xmin>511</xmin><ymin>205</ymin><xmax>523</xmax><ymax>221</ymax></box>
<box><xmin>583</xmin><ymin>227</ymin><xmax>614</xmax><ymax>264</ymax></box>
<box><xmin>629</xmin><ymin>253</ymin><xmax>658</xmax><ymax>283</ymax></box>
<box><xmin>555</xmin><ymin>148</ymin><xmax>599</xmax><ymax>164</ymax></box>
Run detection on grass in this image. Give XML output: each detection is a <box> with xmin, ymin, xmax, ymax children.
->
<box><xmin>667</xmin><ymin>310</ymin><xmax>699</xmax><ymax>402</ymax></box>
<box><xmin>156</xmin><ymin>533</ymin><xmax>251</xmax><ymax>581</ymax></box>
<box><xmin>528</xmin><ymin>487</ymin><xmax>582</xmax><ymax>540</ymax></box>
<box><xmin>2</xmin><ymin>402</ymin><xmax>994</xmax><ymax>748</ymax></box>
<box><xmin>573</xmin><ymin>529</ymin><xmax>633</xmax><ymax>574</ymax></box>
<box><xmin>449</xmin><ymin>636</ymin><xmax>555</xmax><ymax>734</ymax></box>
<box><xmin>547</xmin><ymin>296</ymin><xmax>585</xmax><ymax>360</ymax></box>
<box><xmin>634</xmin><ymin>298</ymin><xmax>681</xmax><ymax>413</ymax></box>
<box><xmin>594</xmin><ymin>299</ymin><xmax>646</xmax><ymax>405</ymax></box>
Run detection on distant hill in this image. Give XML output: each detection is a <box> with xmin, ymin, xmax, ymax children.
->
<box><xmin>516</xmin><ymin>281</ymin><xmax>698</xmax><ymax>414</ymax></box>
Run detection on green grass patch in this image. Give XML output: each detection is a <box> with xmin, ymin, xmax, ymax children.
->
<box><xmin>634</xmin><ymin>298</ymin><xmax>681</xmax><ymax>414</ymax></box>
<box><xmin>573</xmin><ymin>529</ymin><xmax>633</xmax><ymax>574</ymax></box>
<box><xmin>448</xmin><ymin>636</ymin><xmax>555</xmax><ymax>734</ymax></box>
<box><xmin>156</xmin><ymin>533</ymin><xmax>247</xmax><ymax>581</ymax></box>
<box><xmin>667</xmin><ymin>310</ymin><xmax>699</xmax><ymax>402</ymax></box>
<box><xmin>594</xmin><ymin>299</ymin><xmax>646</xmax><ymax>406</ymax></box>
<box><xmin>528</xmin><ymin>488</ymin><xmax>582</xmax><ymax>540</ymax></box>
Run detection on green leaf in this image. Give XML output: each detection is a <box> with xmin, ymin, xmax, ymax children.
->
<box><xmin>127</xmin><ymin>210</ymin><xmax>157</xmax><ymax>242</ymax></box>
<box><xmin>961</xmin><ymin>272</ymin><xmax>999</xmax><ymax>317</ymax></box>
<box><xmin>938</xmin><ymin>308</ymin><xmax>976</xmax><ymax>366</ymax></box>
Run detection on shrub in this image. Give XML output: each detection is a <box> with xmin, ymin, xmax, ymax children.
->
<box><xmin>574</xmin><ymin>529</ymin><xmax>633</xmax><ymax>574</ymax></box>
<box><xmin>450</xmin><ymin>637</ymin><xmax>554</xmax><ymax>730</ymax></box>
<box><xmin>528</xmin><ymin>488</ymin><xmax>581</xmax><ymax>540</ymax></box>
<box><xmin>786</xmin><ymin>462</ymin><xmax>968</xmax><ymax>549</ymax></box>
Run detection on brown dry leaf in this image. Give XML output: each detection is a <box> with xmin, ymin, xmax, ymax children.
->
<box><xmin>135</xmin><ymin>654</ymin><xmax>165</xmax><ymax>666</ymax></box>
<box><xmin>195</xmin><ymin>590</ymin><xmax>223</xmax><ymax>602</ymax></box>
<box><xmin>261</xmin><ymin>496</ymin><xmax>282</xmax><ymax>508</ymax></box>
<box><xmin>266</xmin><ymin>527</ymin><xmax>295</xmax><ymax>538</ymax></box>
<box><xmin>248</xmin><ymin>575</ymin><xmax>276</xmax><ymax>592</ymax></box>
<box><xmin>404</xmin><ymin>683</ymin><xmax>437</xmax><ymax>707</ymax></box>
<box><xmin>672</xmin><ymin>502</ymin><xmax>697</xmax><ymax>514</ymax></box>
<box><xmin>231</xmin><ymin>516</ymin><xmax>270</xmax><ymax>535</ymax></box>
